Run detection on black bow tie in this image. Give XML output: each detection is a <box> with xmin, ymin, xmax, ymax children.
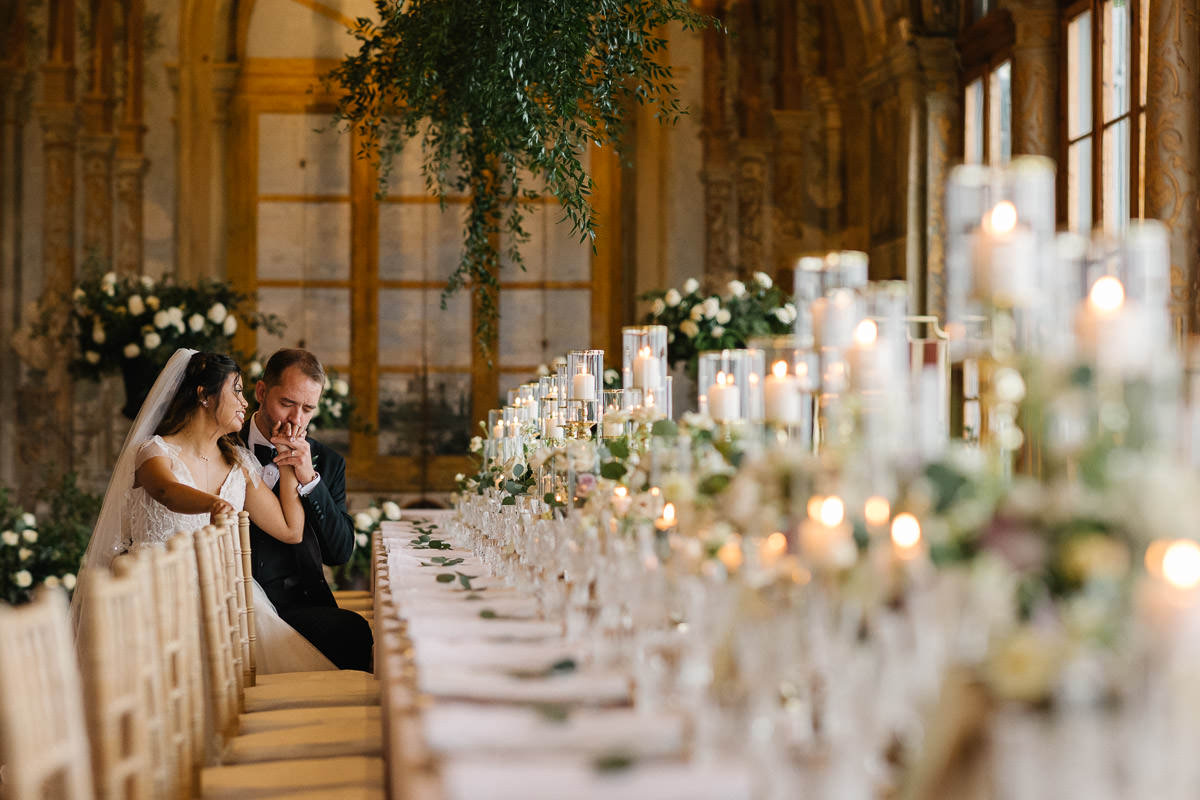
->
<box><xmin>254</xmin><ymin>444</ymin><xmax>276</xmax><ymax>466</ymax></box>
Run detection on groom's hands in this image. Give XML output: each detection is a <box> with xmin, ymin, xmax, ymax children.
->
<box><xmin>269</xmin><ymin>421</ymin><xmax>317</xmax><ymax>485</ymax></box>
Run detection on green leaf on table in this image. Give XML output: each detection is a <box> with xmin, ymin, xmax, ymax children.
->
<box><xmin>606</xmin><ymin>439</ymin><xmax>630</xmax><ymax>459</ymax></box>
<box><xmin>441</xmin><ymin>557</ymin><xmax>464</xmax><ymax>567</ymax></box>
<box><xmin>479</xmin><ymin>609</ymin><xmax>497</xmax><ymax>619</ymax></box>
<box><xmin>697</xmin><ymin>473</ymin><xmax>730</xmax><ymax>496</ymax></box>
<box><xmin>533</xmin><ymin>703</ymin><xmax>571</xmax><ymax>723</ymax></box>
<box><xmin>456</xmin><ymin>571</ymin><xmax>478</xmax><ymax>590</ymax></box>
<box><xmin>430</xmin><ymin>556</ymin><xmax>446</xmax><ymax>564</ymax></box>
<box><xmin>650</xmin><ymin>419</ymin><xmax>678</xmax><ymax>438</ymax></box>
<box><xmin>502</xmin><ymin>480</ymin><xmax>527</xmax><ymax>496</ymax></box>
<box><xmin>593</xmin><ymin>753</ymin><xmax>635</xmax><ymax>773</ymax></box>
<box><xmin>543</xmin><ymin>492</ymin><xmax>565</xmax><ymax>508</ymax></box>
<box><xmin>549</xmin><ymin>658</ymin><xmax>576</xmax><ymax>674</ymax></box>
<box><xmin>465</xmin><ymin>592</ymin><xmax>486</xmax><ymax>600</ymax></box>
<box><xmin>501</xmin><ymin>496</ymin><xmax>516</xmax><ymax>506</ymax></box>
<box><xmin>512</xmin><ymin>463</ymin><xmax>526</xmax><ymax>479</ymax></box>
<box><xmin>435</xmin><ymin>573</ymin><xmax>456</xmax><ymax>583</ymax></box>
<box><xmin>599</xmin><ymin>461</ymin><xmax>626</xmax><ymax>480</ymax></box>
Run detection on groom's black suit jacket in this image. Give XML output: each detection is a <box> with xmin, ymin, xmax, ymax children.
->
<box><xmin>238</xmin><ymin>420</ymin><xmax>354</xmax><ymax>608</ymax></box>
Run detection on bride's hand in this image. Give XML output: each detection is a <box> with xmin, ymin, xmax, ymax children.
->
<box><xmin>208</xmin><ymin>497</ymin><xmax>235</xmax><ymax>522</ymax></box>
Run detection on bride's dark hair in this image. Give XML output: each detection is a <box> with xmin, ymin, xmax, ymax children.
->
<box><xmin>154</xmin><ymin>352</ymin><xmax>243</xmax><ymax>464</ymax></box>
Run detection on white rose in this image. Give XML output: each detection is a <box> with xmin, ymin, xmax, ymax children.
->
<box><xmin>536</xmin><ymin>364</ymin><xmax>550</xmax><ymax>377</ymax></box>
<box><xmin>173</xmin><ymin>318</ymin><xmax>185</xmax><ymax>334</ymax></box>
<box><xmin>683</xmin><ymin>278</ymin><xmax>700</xmax><ymax>294</ymax></box>
<box><xmin>20</xmin><ymin>513</ymin><xmax>35</xmax><ymax>528</ymax></box>
<box><xmin>1</xmin><ymin>531</ymin><xmax>17</xmax><ymax>546</ymax></box>
<box><xmin>680</xmin><ymin>320</ymin><xmax>700</xmax><ymax>338</ymax></box>
<box><xmin>123</xmin><ymin>343</ymin><xmax>140</xmax><ymax>358</ymax></box>
<box><xmin>22</xmin><ymin>529</ymin><xmax>37</xmax><ymax>543</ymax></box>
<box><xmin>92</xmin><ymin>322</ymin><xmax>106</xmax><ymax>344</ymax></box>
<box><xmin>773</xmin><ymin>307</ymin><xmax>792</xmax><ymax>324</ymax></box>
<box><xmin>333</xmin><ymin>379</ymin><xmax>349</xmax><ymax>396</ymax></box>
<box><xmin>703</xmin><ymin>297</ymin><xmax>721</xmax><ymax>318</ymax></box>
<box><xmin>188</xmin><ymin>313</ymin><xmax>205</xmax><ymax>332</ymax></box>
<box><xmin>140</xmin><ymin>275</ymin><xmax>155</xmax><ymax>290</ymax></box>
<box><xmin>715</xmin><ymin>308</ymin><xmax>731</xmax><ymax>325</ymax></box>
<box><xmin>127</xmin><ymin>295</ymin><xmax>145</xmax><ymax>315</ymax></box>
<box><xmin>369</xmin><ymin>507</ymin><xmax>383</xmax><ymax>521</ymax></box>
<box><xmin>727</xmin><ymin>280</ymin><xmax>746</xmax><ymax>298</ymax></box>
<box><xmin>207</xmin><ymin>303</ymin><xmax>228</xmax><ymax>324</ymax></box>
<box><xmin>329</xmin><ymin>402</ymin><xmax>343</xmax><ymax>419</ymax></box>
<box><xmin>85</xmin><ymin>351</ymin><xmax>101</xmax><ymax>364</ymax></box>
<box><xmin>14</xmin><ymin>570</ymin><xmax>32</xmax><ymax>588</ymax></box>
<box><xmin>355</xmin><ymin>533</ymin><xmax>369</xmax><ymax>548</ymax></box>
<box><xmin>145</xmin><ymin>295</ymin><xmax>160</xmax><ymax>310</ymax></box>
<box><xmin>43</xmin><ymin>575</ymin><xmax>60</xmax><ymax>589</ymax></box>
<box><xmin>651</xmin><ymin>298</ymin><xmax>666</xmax><ymax>316</ymax></box>
<box><xmin>62</xmin><ymin>573</ymin><xmax>76</xmax><ymax>590</ymax></box>
<box><xmin>18</xmin><ymin>548</ymin><xmax>31</xmax><ymax>561</ymax></box>
<box><xmin>711</xmin><ymin>325</ymin><xmax>725</xmax><ymax>338</ymax></box>
<box><xmin>469</xmin><ymin>436</ymin><xmax>483</xmax><ymax>453</ymax></box>
<box><xmin>455</xmin><ymin>473</ymin><xmax>466</xmax><ymax>482</ymax></box>
<box><xmin>167</xmin><ymin>306</ymin><xmax>184</xmax><ymax>325</ymax></box>
<box><xmin>103</xmin><ymin>283</ymin><xmax>115</xmax><ymax>296</ymax></box>
<box><xmin>689</xmin><ymin>304</ymin><xmax>704</xmax><ymax>322</ymax></box>
<box><xmin>382</xmin><ymin>501</ymin><xmax>402</xmax><ymax>520</ymax></box>
<box><xmin>154</xmin><ymin>310</ymin><xmax>171</xmax><ymax>329</ymax></box>
<box><xmin>664</xmin><ymin>289</ymin><xmax>681</xmax><ymax>307</ymax></box>
<box><xmin>143</xmin><ymin>332</ymin><xmax>161</xmax><ymax>350</ymax></box>
<box><xmin>248</xmin><ymin>361</ymin><xmax>264</xmax><ymax>378</ymax></box>
<box><xmin>354</xmin><ymin>512</ymin><xmax>373</xmax><ymax>531</ymax></box>
<box><xmin>72</xmin><ymin>287</ymin><xmax>86</xmax><ymax>302</ymax></box>
<box><xmin>101</xmin><ymin>271</ymin><xmax>117</xmax><ymax>286</ymax></box>
<box><xmin>754</xmin><ymin>271</ymin><xmax>773</xmax><ymax>288</ymax></box>
<box><xmin>324</xmin><ymin>377</ymin><xmax>332</xmax><ymax>391</ymax></box>
<box><xmin>223</xmin><ymin>316</ymin><xmax>237</xmax><ymax>336</ymax></box>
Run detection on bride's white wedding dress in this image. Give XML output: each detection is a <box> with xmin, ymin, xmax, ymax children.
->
<box><xmin>125</xmin><ymin>435</ymin><xmax>335</xmax><ymax>673</ymax></box>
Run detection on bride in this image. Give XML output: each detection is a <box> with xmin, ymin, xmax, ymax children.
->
<box><xmin>78</xmin><ymin>348</ymin><xmax>334</xmax><ymax>673</ymax></box>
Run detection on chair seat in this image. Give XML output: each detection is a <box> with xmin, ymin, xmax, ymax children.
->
<box><xmin>201</xmin><ymin>755</ymin><xmax>384</xmax><ymax>799</ymax></box>
<box><xmin>244</xmin><ymin>679</ymin><xmax>381</xmax><ymax>712</ymax></box>
<box><xmin>238</xmin><ymin>704</ymin><xmax>381</xmax><ymax>735</ymax></box>
<box><xmin>268</xmin><ymin>789</ymin><xmax>385</xmax><ymax>800</ymax></box>
<box><xmin>255</xmin><ymin>669</ymin><xmax>374</xmax><ymax>688</ymax></box>
<box><xmin>223</xmin><ymin>721</ymin><xmax>382</xmax><ymax>763</ymax></box>
<box><xmin>337</xmin><ymin>597</ymin><xmax>374</xmax><ymax>611</ymax></box>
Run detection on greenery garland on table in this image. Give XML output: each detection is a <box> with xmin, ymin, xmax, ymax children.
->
<box><xmin>329</xmin><ymin>0</ymin><xmax>717</xmax><ymax>353</ymax></box>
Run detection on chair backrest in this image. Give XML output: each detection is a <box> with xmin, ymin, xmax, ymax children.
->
<box><xmin>148</xmin><ymin>530</ymin><xmax>205</xmax><ymax>799</ymax></box>
<box><xmin>214</xmin><ymin>513</ymin><xmax>251</xmax><ymax>694</ymax></box>
<box><xmin>237</xmin><ymin>510</ymin><xmax>258</xmax><ymax>687</ymax></box>
<box><xmin>0</xmin><ymin>588</ymin><xmax>95</xmax><ymax>800</ymax></box>
<box><xmin>193</xmin><ymin>525</ymin><xmax>240</xmax><ymax>741</ymax></box>
<box><xmin>77</xmin><ymin>561</ymin><xmax>154</xmax><ymax>799</ymax></box>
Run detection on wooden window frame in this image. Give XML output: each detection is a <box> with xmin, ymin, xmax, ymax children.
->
<box><xmin>1059</xmin><ymin>0</ymin><xmax>1146</xmax><ymax>230</ymax></box>
<box><xmin>959</xmin><ymin>9</ymin><xmax>1015</xmax><ymax>167</ymax></box>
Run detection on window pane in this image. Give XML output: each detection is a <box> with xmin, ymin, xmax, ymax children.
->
<box><xmin>1068</xmin><ymin>138</ymin><xmax>1093</xmax><ymax>232</ymax></box>
<box><xmin>1139</xmin><ymin>0</ymin><xmax>1149</xmax><ymax>106</ymax></box>
<box><xmin>987</xmin><ymin>61</ymin><xmax>1011</xmax><ymax>165</ymax></box>
<box><xmin>257</xmin><ymin>287</ymin><xmax>351</xmax><ymax>366</ymax></box>
<box><xmin>257</xmin><ymin>201</ymin><xmax>351</xmax><ymax>281</ymax></box>
<box><xmin>964</xmin><ymin>78</ymin><xmax>985</xmax><ymax>165</ymax></box>
<box><xmin>1138</xmin><ymin>112</ymin><xmax>1147</xmax><ymax>218</ymax></box>
<box><xmin>1068</xmin><ymin>11</ymin><xmax>1093</xmax><ymax>140</ymax></box>
<box><xmin>1103</xmin><ymin>118</ymin><xmax>1131</xmax><ymax>231</ymax></box>
<box><xmin>1103</xmin><ymin>0</ymin><xmax>1130</xmax><ymax>122</ymax></box>
<box><xmin>377</xmin><ymin>372</ymin><xmax>471</xmax><ymax>457</ymax></box>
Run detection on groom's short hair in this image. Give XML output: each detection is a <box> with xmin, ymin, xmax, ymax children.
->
<box><xmin>262</xmin><ymin>349</ymin><xmax>325</xmax><ymax>389</ymax></box>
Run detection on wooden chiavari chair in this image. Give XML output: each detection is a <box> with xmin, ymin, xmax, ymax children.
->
<box><xmin>0</xmin><ymin>588</ymin><xmax>94</xmax><ymax>800</ymax></box>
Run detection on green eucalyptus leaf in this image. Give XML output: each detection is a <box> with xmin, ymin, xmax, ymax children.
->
<box><xmin>650</xmin><ymin>419</ymin><xmax>678</xmax><ymax>437</ymax></box>
<box><xmin>606</xmin><ymin>439</ymin><xmax>630</xmax><ymax>459</ymax></box>
<box><xmin>599</xmin><ymin>461</ymin><xmax>627</xmax><ymax>480</ymax></box>
<box><xmin>435</xmin><ymin>573</ymin><xmax>456</xmax><ymax>583</ymax></box>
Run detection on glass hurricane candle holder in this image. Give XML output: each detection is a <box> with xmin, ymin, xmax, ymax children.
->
<box><xmin>601</xmin><ymin>388</ymin><xmax>643</xmax><ymax>440</ymax></box>
<box><xmin>749</xmin><ymin>334</ymin><xmax>815</xmax><ymax>445</ymax></box>
<box><xmin>567</xmin><ymin>349</ymin><xmax>603</xmax><ymax>428</ymax></box>
<box><xmin>622</xmin><ymin>325</ymin><xmax>668</xmax><ymax>392</ymax></box>
<box><xmin>822</xmin><ymin>250</ymin><xmax>869</xmax><ymax>293</ymax></box>
<box><xmin>697</xmin><ymin>349</ymin><xmax>765</xmax><ymax>422</ymax></box>
<box><xmin>793</xmin><ymin>255</ymin><xmax>825</xmax><ymax>350</ymax></box>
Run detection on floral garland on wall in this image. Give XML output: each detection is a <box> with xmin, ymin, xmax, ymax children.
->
<box><xmin>639</xmin><ymin>272</ymin><xmax>797</xmax><ymax>378</ymax></box>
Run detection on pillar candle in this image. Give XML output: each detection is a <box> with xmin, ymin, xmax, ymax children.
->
<box><xmin>572</xmin><ymin>368</ymin><xmax>596</xmax><ymax>401</ymax></box>
<box><xmin>763</xmin><ymin>360</ymin><xmax>801</xmax><ymax>424</ymax></box>
<box><xmin>707</xmin><ymin>371</ymin><xmax>741</xmax><ymax>421</ymax></box>
<box><xmin>632</xmin><ymin>346</ymin><xmax>662</xmax><ymax>391</ymax></box>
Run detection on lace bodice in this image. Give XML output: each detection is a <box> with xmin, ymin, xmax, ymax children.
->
<box><xmin>120</xmin><ymin>435</ymin><xmax>260</xmax><ymax>556</ymax></box>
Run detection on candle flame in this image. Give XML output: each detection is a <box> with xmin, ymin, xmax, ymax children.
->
<box><xmin>717</xmin><ymin>538</ymin><xmax>743</xmax><ymax>571</ymax></box>
<box><xmin>819</xmin><ymin>496</ymin><xmax>845</xmax><ymax>527</ymax></box>
<box><xmin>806</xmin><ymin>495</ymin><xmax>824</xmax><ymax>522</ymax></box>
<box><xmin>772</xmin><ymin>360</ymin><xmax>788</xmax><ymax>379</ymax></box>
<box><xmin>988</xmin><ymin>201</ymin><xmax>1018</xmax><ymax>234</ymax></box>
<box><xmin>1163</xmin><ymin>540</ymin><xmax>1200</xmax><ymax>589</ymax></box>
<box><xmin>762</xmin><ymin>531</ymin><xmax>788</xmax><ymax>562</ymax></box>
<box><xmin>854</xmin><ymin>319</ymin><xmax>878</xmax><ymax>346</ymax></box>
<box><xmin>1089</xmin><ymin>276</ymin><xmax>1125</xmax><ymax>314</ymax></box>
<box><xmin>716</xmin><ymin>370</ymin><xmax>727</xmax><ymax>385</ymax></box>
<box><xmin>891</xmin><ymin>513</ymin><xmax>921</xmax><ymax>550</ymax></box>
<box><xmin>638</xmin><ymin>345</ymin><xmax>652</xmax><ymax>357</ymax></box>
<box><xmin>614</xmin><ymin>486</ymin><xmax>628</xmax><ymax>498</ymax></box>
<box><xmin>662</xmin><ymin>502</ymin><xmax>675</xmax><ymax>524</ymax></box>
<box><xmin>646</xmin><ymin>393</ymin><xmax>655</xmax><ymax>407</ymax></box>
<box><xmin>864</xmin><ymin>496</ymin><xmax>891</xmax><ymax>527</ymax></box>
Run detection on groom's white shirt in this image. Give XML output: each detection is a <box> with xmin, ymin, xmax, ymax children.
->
<box><xmin>248</xmin><ymin>412</ymin><xmax>321</xmax><ymax>496</ymax></box>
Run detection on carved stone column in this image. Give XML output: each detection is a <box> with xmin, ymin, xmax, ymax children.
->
<box><xmin>81</xmin><ymin>0</ymin><xmax>115</xmax><ymax>264</ymax></box>
<box><xmin>699</xmin><ymin>0</ymin><xmax>734</xmax><ymax>278</ymax></box>
<box><xmin>1144</xmin><ymin>0</ymin><xmax>1200</xmax><ymax>334</ymax></box>
<box><xmin>920</xmin><ymin>38</ymin><xmax>960</xmax><ymax>320</ymax></box>
<box><xmin>735</xmin><ymin>143</ymin><xmax>769</xmax><ymax>274</ymax></box>
<box><xmin>115</xmin><ymin>0</ymin><xmax>146</xmax><ymax>275</ymax></box>
<box><xmin>1008</xmin><ymin>0</ymin><xmax>1059</xmax><ymax>158</ymax></box>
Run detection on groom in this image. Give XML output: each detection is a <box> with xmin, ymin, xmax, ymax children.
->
<box><xmin>241</xmin><ymin>348</ymin><xmax>373</xmax><ymax>671</ymax></box>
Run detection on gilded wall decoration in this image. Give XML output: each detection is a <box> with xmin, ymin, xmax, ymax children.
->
<box><xmin>736</xmin><ymin>149</ymin><xmax>767</xmax><ymax>272</ymax></box>
<box><xmin>1010</xmin><ymin>2</ymin><xmax>1058</xmax><ymax>158</ymax></box>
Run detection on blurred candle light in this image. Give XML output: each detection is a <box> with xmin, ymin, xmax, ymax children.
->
<box><xmin>891</xmin><ymin>513</ymin><xmax>922</xmax><ymax>559</ymax></box>
<box><xmin>612</xmin><ymin>485</ymin><xmax>632</xmax><ymax>515</ymax></box>
<box><xmin>819</xmin><ymin>495</ymin><xmax>845</xmax><ymax>527</ymax></box>
<box><xmin>718</xmin><ymin>537</ymin><xmax>744</xmax><ymax>571</ymax></box>
<box><xmin>1162</xmin><ymin>540</ymin><xmax>1200</xmax><ymax>590</ymax></box>
<box><xmin>864</xmin><ymin>496</ymin><xmax>891</xmax><ymax>528</ymax></box>
<box><xmin>762</xmin><ymin>531</ymin><xmax>788</xmax><ymax>565</ymax></box>
<box><xmin>655</xmin><ymin>501</ymin><xmax>676</xmax><ymax>532</ymax></box>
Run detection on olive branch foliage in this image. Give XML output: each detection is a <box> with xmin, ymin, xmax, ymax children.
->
<box><xmin>328</xmin><ymin>0</ymin><xmax>718</xmax><ymax>354</ymax></box>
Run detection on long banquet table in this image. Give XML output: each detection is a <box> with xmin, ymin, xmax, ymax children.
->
<box><xmin>374</xmin><ymin>510</ymin><xmax>754</xmax><ymax>800</ymax></box>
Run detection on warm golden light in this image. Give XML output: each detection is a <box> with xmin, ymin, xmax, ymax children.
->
<box><xmin>854</xmin><ymin>319</ymin><xmax>879</xmax><ymax>346</ymax></box>
<box><xmin>718</xmin><ymin>539</ymin><xmax>743</xmax><ymax>571</ymax></box>
<box><xmin>716</xmin><ymin>370</ymin><xmax>727</xmax><ymax>386</ymax></box>
<box><xmin>1163</xmin><ymin>540</ymin><xmax>1200</xmax><ymax>589</ymax></box>
<box><xmin>614</xmin><ymin>486</ymin><xmax>628</xmax><ymax>498</ymax></box>
<box><xmin>650</xmin><ymin>487</ymin><xmax>661</xmax><ymax>497</ymax></box>
<box><xmin>891</xmin><ymin>513</ymin><xmax>921</xmax><ymax>550</ymax></box>
<box><xmin>819</xmin><ymin>496</ymin><xmax>845</xmax><ymax>527</ymax></box>
<box><xmin>762</xmin><ymin>531</ymin><xmax>788</xmax><ymax>562</ymax></box>
<box><xmin>864</xmin><ymin>496</ymin><xmax>891</xmax><ymax>527</ymax></box>
<box><xmin>1145</xmin><ymin>539</ymin><xmax>1169</xmax><ymax>579</ymax></box>
<box><xmin>1089</xmin><ymin>276</ymin><xmax>1125</xmax><ymax>314</ymax></box>
<box><xmin>772</xmin><ymin>360</ymin><xmax>789</xmax><ymax>379</ymax></box>
<box><xmin>807</xmin><ymin>495</ymin><xmax>824</xmax><ymax>522</ymax></box>
<box><xmin>661</xmin><ymin>502</ymin><xmax>675</xmax><ymax>525</ymax></box>
<box><xmin>638</xmin><ymin>345</ymin><xmax>652</xmax><ymax>358</ymax></box>
<box><xmin>988</xmin><ymin>200</ymin><xmax>1018</xmax><ymax>234</ymax></box>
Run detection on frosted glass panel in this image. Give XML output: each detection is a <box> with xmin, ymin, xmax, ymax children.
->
<box><xmin>257</xmin><ymin>202</ymin><xmax>350</xmax><ymax>280</ymax></box>
<box><xmin>256</xmin><ymin>287</ymin><xmax>350</xmax><ymax>365</ymax></box>
<box><xmin>378</xmin><ymin>289</ymin><xmax>470</xmax><ymax>367</ymax></box>
<box><xmin>499</xmin><ymin>204</ymin><xmax>591</xmax><ymax>282</ymax></box>
<box><xmin>378</xmin><ymin>203</ymin><xmax>465</xmax><ymax>283</ymax></box>
<box><xmin>498</xmin><ymin>289</ymin><xmax>590</xmax><ymax>366</ymax></box>
<box><xmin>258</xmin><ymin>114</ymin><xmax>348</xmax><ymax>196</ymax></box>
<box><xmin>378</xmin><ymin>372</ymin><xmax>472</xmax><ymax>457</ymax></box>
